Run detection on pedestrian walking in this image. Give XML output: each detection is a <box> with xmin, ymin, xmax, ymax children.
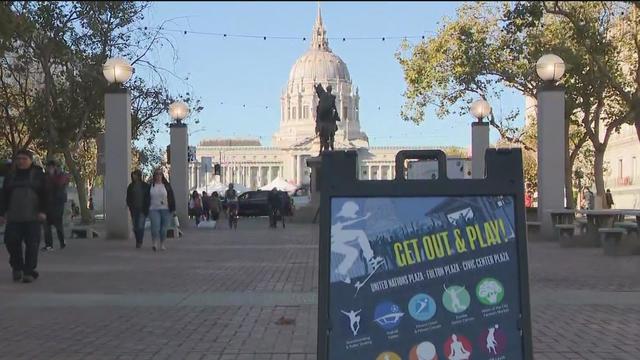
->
<box><xmin>605</xmin><ymin>189</ymin><xmax>614</xmax><ymax>209</ymax></box>
<box><xmin>268</xmin><ymin>188</ymin><xmax>282</xmax><ymax>228</ymax></box>
<box><xmin>0</xmin><ymin>149</ymin><xmax>48</xmax><ymax>283</ymax></box>
<box><xmin>209</xmin><ymin>192</ymin><xmax>222</xmax><ymax>224</ymax></box>
<box><xmin>146</xmin><ymin>168</ymin><xmax>176</xmax><ymax>252</ymax></box>
<box><xmin>189</xmin><ymin>191</ymin><xmax>203</xmax><ymax>226</ymax></box>
<box><xmin>202</xmin><ymin>191</ymin><xmax>210</xmax><ymax>221</ymax></box>
<box><xmin>585</xmin><ymin>188</ymin><xmax>595</xmax><ymax>210</ymax></box>
<box><xmin>42</xmin><ymin>160</ymin><xmax>68</xmax><ymax>251</ymax></box>
<box><xmin>126</xmin><ymin>169</ymin><xmax>149</xmax><ymax>249</ymax></box>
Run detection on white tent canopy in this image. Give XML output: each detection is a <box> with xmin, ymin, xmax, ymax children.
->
<box><xmin>195</xmin><ymin>181</ymin><xmax>249</xmax><ymax>195</ymax></box>
<box><xmin>259</xmin><ymin>177</ymin><xmax>298</xmax><ymax>193</ymax></box>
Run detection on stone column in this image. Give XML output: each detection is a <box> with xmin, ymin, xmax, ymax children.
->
<box><xmin>292</xmin><ymin>155</ymin><xmax>298</xmax><ymax>184</ymax></box>
<box><xmin>257</xmin><ymin>166</ymin><xmax>266</xmax><ymax>187</ymax></box>
<box><xmin>104</xmin><ymin>88</ymin><xmax>131</xmax><ymax>240</ymax></box>
<box><xmin>471</xmin><ymin>122</ymin><xmax>490</xmax><ymax>179</ymax></box>
<box><xmin>170</xmin><ymin>123</ymin><xmax>189</xmax><ymax>226</ymax></box>
<box><xmin>297</xmin><ymin>155</ymin><xmax>303</xmax><ymax>186</ymax></box>
<box><xmin>537</xmin><ymin>85</ymin><xmax>566</xmax><ymax>238</ymax></box>
<box><xmin>268</xmin><ymin>166</ymin><xmax>273</xmax><ymax>183</ymax></box>
<box><xmin>368</xmin><ymin>165</ymin><xmax>372</xmax><ymax>180</ymax></box>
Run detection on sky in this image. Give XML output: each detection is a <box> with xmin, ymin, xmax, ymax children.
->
<box><xmin>140</xmin><ymin>1</ymin><xmax>525</xmax><ymax>150</ymax></box>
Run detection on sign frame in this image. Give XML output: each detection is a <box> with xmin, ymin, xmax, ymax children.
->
<box><xmin>317</xmin><ymin>148</ymin><xmax>533</xmax><ymax>360</ymax></box>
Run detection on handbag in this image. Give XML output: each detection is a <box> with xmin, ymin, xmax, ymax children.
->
<box><xmin>173</xmin><ymin>214</ymin><xmax>180</xmax><ymax>228</ymax></box>
<box><xmin>197</xmin><ymin>220</ymin><xmax>217</xmax><ymax>229</ymax></box>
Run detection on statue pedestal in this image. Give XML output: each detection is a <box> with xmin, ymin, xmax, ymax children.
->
<box><xmin>291</xmin><ymin>156</ymin><xmax>322</xmax><ymax>223</ymax></box>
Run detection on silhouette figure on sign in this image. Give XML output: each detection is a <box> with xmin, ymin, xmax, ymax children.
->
<box><xmin>444</xmin><ymin>285</ymin><xmax>467</xmax><ymax>312</ymax></box>
<box><xmin>449</xmin><ymin>334</ymin><xmax>471</xmax><ymax>360</ymax></box>
<box><xmin>341</xmin><ymin>309</ymin><xmax>362</xmax><ymax>336</ymax></box>
<box><xmin>331</xmin><ymin>201</ymin><xmax>384</xmax><ymax>288</ymax></box>
<box><xmin>486</xmin><ymin>324</ymin><xmax>499</xmax><ymax>354</ymax></box>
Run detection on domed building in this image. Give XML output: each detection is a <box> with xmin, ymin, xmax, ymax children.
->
<box><xmin>272</xmin><ymin>7</ymin><xmax>368</xmax><ymax>149</ymax></box>
<box><xmin>192</xmin><ymin>7</ymin><xmax>463</xmax><ymax>191</ymax></box>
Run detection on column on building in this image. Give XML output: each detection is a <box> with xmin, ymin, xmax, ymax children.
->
<box><xmin>293</xmin><ymin>155</ymin><xmax>299</xmax><ymax>186</ymax></box>
<box><xmin>368</xmin><ymin>165</ymin><xmax>372</xmax><ymax>180</ymax></box>
<box><xmin>299</xmin><ymin>155</ymin><xmax>306</xmax><ymax>185</ymax></box>
<box><xmin>260</xmin><ymin>165</ymin><xmax>265</xmax><ymax>187</ymax></box>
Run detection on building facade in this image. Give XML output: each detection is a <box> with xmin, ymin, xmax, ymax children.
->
<box><xmin>191</xmin><ymin>7</ymin><xmax>458</xmax><ymax>191</ymax></box>
<box><xmin>604</xmin><ymin>124</ymin><xmax>640</xmax><ymax>208</ymax></box>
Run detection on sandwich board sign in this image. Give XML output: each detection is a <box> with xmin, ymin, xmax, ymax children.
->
<box><xmin>317</xmin><ymin>149</ymin><xmax>532</xmax><ymax>360</ymax></box>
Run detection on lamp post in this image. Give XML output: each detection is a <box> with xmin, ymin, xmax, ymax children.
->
<box><xmin>168</xmin><ymin>101</ymin><xmax>190</xmax><ymax>226</ymax></box>
<box><xmin>535</xmin><ymin>54</ymin><xmax>566</xmax><ymax>238</ymax></box>
<box><xmin>103</xmin><ymin>57</ymin><xmax>134</xmax><ymax>239</ymax></box>
<box><xmin>470</xmin><ymin>99</ymin><xmax>492</xmax><ymax>179</ymax></box>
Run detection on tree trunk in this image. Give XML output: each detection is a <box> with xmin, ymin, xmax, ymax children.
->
<box><xmin>593</xmin><ymin>146</ymin><xmax>606</xmax><ymax>206</ymax></box>
<box><xmin>636</xmin><ymin>118</ymin><xmax>640</xmax><ymax>144</ymax></box>
<box><xmin>63</xmin><ymin>148</ymin><xmax>92</xmax><ymax>224</ymax></box>
<box><xmin>564</xmin><ymin>152</ymin><xmax>574</xmax><ymax>209</ymax></box>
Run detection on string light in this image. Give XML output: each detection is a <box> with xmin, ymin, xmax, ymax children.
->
<box><xmin>143</xmin><ymin>26</ymin><xmax>432</xmax><ymax>42</ymax></box>
<box><xmin>211</xmin><ymin>100</ymin><xmax>275</xmax><ymax>110</ymax></box>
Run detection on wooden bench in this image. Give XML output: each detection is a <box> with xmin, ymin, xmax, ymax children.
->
<box><xmin>527</xmin><ymin>221</ymin><xmax>541</xmax><ymax>235</ymax></box>
<box><xmin>555</xmin><ymin>224</ymin><xmax>576</xmax><ymax>243</ymax></box>
<box><xmin>70</xmin><ymin>226</ymin><xmax>100</xmax><ymax>239</ymax></box>
<box><xmin>614</xmin><ymin>221</ymin><xmax>639</xmax><ymax>237</ymax></box>
<box><xmin>599</xmin><ymin>228</ymin><xmax>628</xmax><ymax>256</ymax></box>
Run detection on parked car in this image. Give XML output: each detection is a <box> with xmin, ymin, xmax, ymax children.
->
<box><xmin>237</xmin><ymin>190</ymin><xmax>293</xmax><ymax>217</ymax></box>
<box><xmin>291</xmin><ymin>187</ymin><xmax>310</xmax><ymax>208</ymax></box>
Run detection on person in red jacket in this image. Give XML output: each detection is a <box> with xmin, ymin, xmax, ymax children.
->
<box><xmin>41</xmin><ymin>160</ymin><xmax>69</xmax><ymax>251</ymax></box>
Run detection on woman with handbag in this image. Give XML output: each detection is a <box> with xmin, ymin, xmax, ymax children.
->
<box><xmin>146</xmin><ymin>168</ymin><xmax>176</xmax><ymax>251</ymax></box>
<box><xmin>189</xmin><ymin>191</ymin><xmax>203</xmax><ymax>226</ymax></box>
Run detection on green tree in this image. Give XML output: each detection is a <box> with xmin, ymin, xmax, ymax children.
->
<box><xmin>396</xmin><ymin>1</ymin><xmax>622</xmax><ymax>207</ymax></box>
<box><xmin>3</xmin><ymin>2</ymin><xmax>203</xmax><ymax>222</ymax></box>
<box><xmin>510</xmin><ymin>1</ymin><xmax>635</xmax><ymax>205</ymax></box>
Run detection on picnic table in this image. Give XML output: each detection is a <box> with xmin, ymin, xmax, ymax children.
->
<box><xmin>546</xmin><ymin>209</ymin><xmax>576</xmax><ymax>226</ymax></box>
<box><xmin>622</xmin><ymin>209</ymin><xmax>640</xmax><ymax>225</ymax></box>
<box><xmin>577</xmin><ymin>209</ymin><xmax>627</xmax><ymax>247</ymax></box>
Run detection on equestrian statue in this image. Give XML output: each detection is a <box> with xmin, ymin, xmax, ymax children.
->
<box><xmin>314</xmin><ymin>83</ymin><xmax>341</xmax><ymax>155</ymax></box>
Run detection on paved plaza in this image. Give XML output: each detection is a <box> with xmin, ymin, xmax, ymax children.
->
<box><xmin>1</xmin><ymin>219</ymin><xmax>640</xmax><ymax>360</ymax></box>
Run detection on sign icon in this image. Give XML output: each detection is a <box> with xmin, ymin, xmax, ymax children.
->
<box><xmin>376</xmin><ymin>352</ymin><xmax>401</xmax><ymax>360</ymax></box>
<box><xmin>479</xmin><ymin>324</ymin><xmax>507</xmax><ymax>355</ymax></box>
<box><xmin>408</xmin><ymin>293</ymin><xmax>437</xmax><ymax>322</ymax></box>
<box><xmin>410</xmin><ymin>341</ymin><xmax>438</xmax><ymax>360</ymax></box>
<box><xmin>442</xmin><ymin>285</ymin><xmax>470</xmax><ymax>314</ymax></box>
<box><xmin>374</xmin><ymin>301</ymin><xmax>405</xmax><ymax>330</ymax></box>
<box><xmin>476</xmin><ymin>277</ymin><xmax>505</xmax><ymax>306</ymax></box>
<box><xmin>331</xmin><ymin>201</ymin><xmax>385</xmax><ymax>295</ymax></box>
<box><xmin>443</xmin><ymin>334</ymin><xmax>472</xmax><ymax>360</ymax></box>
<box><xmin>340</xmin><ymin>309</ymin><xmax>362</xmax><ymax>336</ymax></box>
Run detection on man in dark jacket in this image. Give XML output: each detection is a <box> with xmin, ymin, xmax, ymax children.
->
<box><xmin>126</xmin><ymin>170</ymin><xmax>149</xmax><ymax>248</ymax></box>
<box><xmin>42</xmin><ymin>160</ymin><xmax>68</xmax><ymax>251</ymax></box>
<box><xmin>267</xmin><ymin>188</ymin><xmax>282</xmax><ymax>228</ymax></box>
<box><xmin>0</xmin><ymin>149</ymin><xmax>48</xmax><ymax>283</ymax></box>
<box><xmin>605</xmin><ymin>189</ymin><xmax>615</xmax><ymax>209</ymax></box>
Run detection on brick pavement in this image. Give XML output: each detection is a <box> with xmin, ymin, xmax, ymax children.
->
<box><xmin>0</xmin><ymin>219</ymin><xmax>639</xmax><ymax>359</ymax></box>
